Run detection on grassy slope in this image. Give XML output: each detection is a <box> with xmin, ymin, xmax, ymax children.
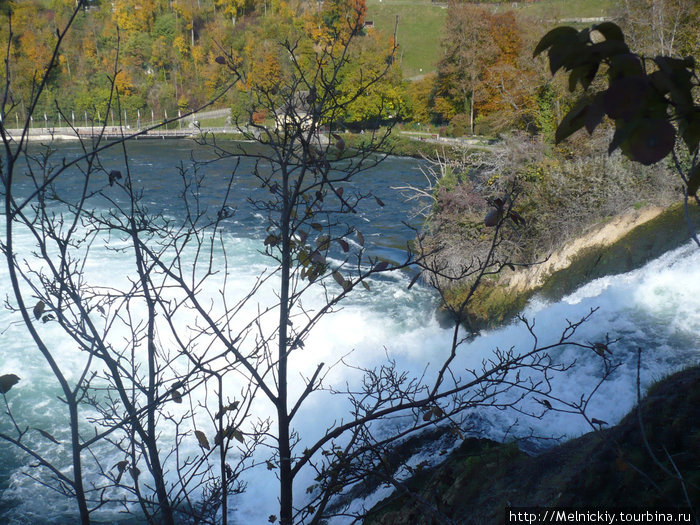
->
<box><xmin>366</xmin><ymin>0</ymin><xmax>617</xmax><ymax>79</ymax></box>
<box><xmin>365</xmin><ymin>0</ymin><xmax>447</xmax><ymax>79</ymax></box>
<box><xmin>491</xmin><ymin>0</ymin><xmax>615</xmax><ymax>18</ymax></box>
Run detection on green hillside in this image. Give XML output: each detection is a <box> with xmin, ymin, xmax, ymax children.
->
<box><xmin>365</xmin><ymin>0</ymin><xmax>447</xmax><ymax>79</ymax></box>
<box><xmin>366</xmin><ymin>0</ymin><xmax>617</xmax><ymax>79</ymax></box>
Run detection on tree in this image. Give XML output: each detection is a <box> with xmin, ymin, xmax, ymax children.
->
<box><xmin>477</xmin><ymin>11</ymin><xmax>539</xmax><ymax>133</ymax></box>
<box><xmin>215</xmin><ymin>0</ymin><xmax>252</xmax><ymax>26</ymax></box>
<box><xmin>334</xmin><ymin>29</ymin><xmax>402</xmax><ymax>126</ymax></box>
<box><xmin>112</xmin><ymin>0</ymin><xmax>159</xmax><ymax>33</ymax></box>
<box><xmin>403</xmin><ymin>73</ymin><xmax>435</xmax><ymax>124</ymax></box>
<box><xmin>619</xmin><ymin>0</ymin><xmax>699</xmax><ymax>57</ymax></box>
<box><xmin>1</xmin><ymin>3</ymin><xmax>245</xmax><ymax>523</ymax></box>
<box><xmin>433</xmin><ymin>4</ymin><xmax>541</xmax><ymax>134</ymax></box>
<box><xmin>1</xmin><ymin>2</ymin><xmax>610</xmax><ymax>525</ymax></box>
<box><xmin>434</xmin><ymin>3</ymin><xmax>495</xmax><ymax>133</ymax></box>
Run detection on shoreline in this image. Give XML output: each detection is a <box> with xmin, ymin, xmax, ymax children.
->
<box><xmin>461</xmin><ymin>202</ymin><xmax>700</xmax><ymax>329</ymax></box>
<box><xmin>1</xmin><ymin>126</ymin><xmax>232</xmax><ymax>142</ymax></box>
<box><xmin>2</xmin><ymin>126</ymin><xmax>485</xmax><ymax>159</ymax></box>
<box><xmin>503</xmin><ymin>206</ymin><xmax>667</xmax><ymax>294</ymax></box>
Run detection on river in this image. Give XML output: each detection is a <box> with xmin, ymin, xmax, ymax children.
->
<box><xmin>0</xmin><ymin>140</ymin><xmax>698</xmax><ymax>523</ymax></box>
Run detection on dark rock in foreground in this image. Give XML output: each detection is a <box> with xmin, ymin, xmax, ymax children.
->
<box><xmin>365</xmin><ymin>366</ymin><xmax>700</xmax><ymax>524</ymax></box>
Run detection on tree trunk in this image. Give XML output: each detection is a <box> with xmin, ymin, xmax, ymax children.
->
<box><xmin>131</xmin><ymin>221</ymin><xmax>175</xmax><ymax>525</ymax></box>
<box><xmin>68</xmin><ymin>396</ymin><xmax>90</xmax><ymax>525</ymax></box>
<box><xmin>470</xmin><ymin>88</ymin><xmax>475</xmax><ymax>135</ymax></box>
<box><xmin>218</xmin><ymin>376</ymin><xmax>228</xmax><ymax>525</ymax></box>
<box><xmin>278</xmin><ymin>169</ymin><xmax>293</xmax><ymax>525</ymax></box>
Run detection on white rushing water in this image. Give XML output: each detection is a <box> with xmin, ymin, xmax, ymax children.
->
<box><xmin>0</xmin><ymin>220</ymin><xmax>698</xmax><ymax>523</ymax></box>
<box><xmin>0</xmin><ymin>142</ymin><xmax>698</xmax><ymax>522</ymax></box>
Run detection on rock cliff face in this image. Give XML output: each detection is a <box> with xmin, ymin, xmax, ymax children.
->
<box><xmin>464</xmin><ymin>203</ymin><xmax>700</xmax><ymax>329</ymax></box>
<box><xmin>365</xmin><ymin>366</ymin><xmax>700</xmax><ymax>524</ymax></box>
<box><xmin>502</xmin><ymin>207</ymin><xmax>665</xmax><ymax>294</ymax></box>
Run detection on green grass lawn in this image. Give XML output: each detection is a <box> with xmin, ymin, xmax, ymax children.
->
<box><xmin>365</xmin><ymin>0</ymin><xmax>447</xmax><ymax>79</ymax></box>
<box><xmin>196</xmin><ymin>115</ymin><xmax>230</xmax><ymax>128</ymax></box>
<box><xmin>496</xmin><ymin>0</ymin><xmax>616</xmax><ymax>19</ymax></box>
<box><xmin>366</xmin><ymin>0</ymin><xmax>616</xmax><ymax>80</ymax></box>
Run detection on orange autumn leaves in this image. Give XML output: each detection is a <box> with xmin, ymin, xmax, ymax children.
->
<box><xmin>433</xmin><ymin>4</ymin><xmax>540</xmax><ymax>133</ymax></box>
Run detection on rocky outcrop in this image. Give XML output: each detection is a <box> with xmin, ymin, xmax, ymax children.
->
<box><xmin>503</xmin><ymin>206</ymin><xmax>665</xmax><ymax>294</ymax></box>
<box><xmin>365</xmin><ymin>366</ymin><xmax>700</xmax><ymax>524</ymax></box>
<box><xmin>465</xmin><ymin>203</ymin><xmax>700</xmax><ymax>329</ymax></box>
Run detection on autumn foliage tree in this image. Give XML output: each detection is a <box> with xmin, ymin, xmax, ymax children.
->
<box><xmin>433</xmin><ymin>3</ymin><xmax>540</xmax><ymax>134</ymax></box>
<box><xmin>478</xmin><ymin>11</ymin><xmax>539</xmax><ymax>132</ymax></box>
<box><xmin>434</xmin><ymin>2</ymin><xmax>495</xmax><ymax>132</ymax></box>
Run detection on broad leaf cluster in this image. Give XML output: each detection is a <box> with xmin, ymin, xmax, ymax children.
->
<box><xmin>535</xmin><ymin>22</ymin><xmax>700</xmax><ymax>193</ymax></box>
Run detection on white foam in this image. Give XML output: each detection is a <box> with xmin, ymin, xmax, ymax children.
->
<box><xmin>1</xmin><ymin>213</ymin><xmax>698</xmax><ymax>523</ymax></box>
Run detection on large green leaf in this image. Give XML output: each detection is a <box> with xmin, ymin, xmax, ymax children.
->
<box><xmin>568</xmin><ymin>62</ymin><xmax>599</xmax><ymax>92</ymax></box>
<box><xmin>654</xmin><ymin>56</ymin><xmax>694</xmax><ymax>112</ymax></box>
<box><xmin>593</xmin><ymin>22</ymin><xmax>625</xmax><ymax>42</ymax></box>
<box><xmin>588</xmin><ymin>40</ymin><xmax>630</xmax><ymax>61</ymax></box>
<box><xmin>608</xmin><ymin>53</ymin><xmax>644</xmax><ymax>80</ymax></box>
<box><xmin>604</xmin><ymin>77</ymin><xmax>652</xmax><ymax>120</ymax></box>
<box><xmin>609</xmin><ymin>119</ymin><xmax>636</xmax><ymax>155</ymax></box>
<box><xmin>584</xmin><ymin>94</ymin><xmax>606</xmax><ymax>134</ymax></box>
<box><xmin>623</xmin><ymin>118</ymin><xmax>676</xmax><ymax>166</ymax></box>
<box><xmin>548</xmin><ymin>42</ymin><xmax>583</xmax><ymax>76</ymax></box>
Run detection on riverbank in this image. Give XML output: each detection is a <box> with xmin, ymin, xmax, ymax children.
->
<box><xmin>1</xmin><ymin>125</ymin><xmax>483</xmax><ymax>159</ymax></box>
<box><xmin>457</xmin><ymin>203</ymin><xmax>700</xmax><ymax>330</ymax></box>
<box><xmin>1</xmin><ymin>126</ymin><xmax>249</xmax><ymax>142</ymax></box>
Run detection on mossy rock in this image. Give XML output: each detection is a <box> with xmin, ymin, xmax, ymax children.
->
<box><xmin>443</xmin><ymin>279</ymin><xmax>533</xmax><ymax>332</ymax></box>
